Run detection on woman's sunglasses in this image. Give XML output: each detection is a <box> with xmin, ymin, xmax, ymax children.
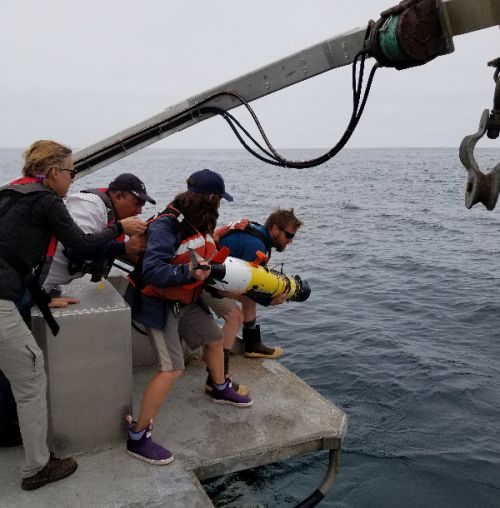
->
<box><xmin>58</xmin><ymin>167</ymin><xmax>78</xmax><ymax>179</ymax></box>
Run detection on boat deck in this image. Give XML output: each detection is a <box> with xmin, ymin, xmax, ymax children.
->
<box><xmin>1</xmin><ymin>355</ymin><xmax>346</xmax><ymax>507</ymax></box>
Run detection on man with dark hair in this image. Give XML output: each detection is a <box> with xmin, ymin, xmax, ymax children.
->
<box><xmin>203</xmin><ymin>208</ymin><xmax>303</xmax><ymax>387</ymax></box>
<box><xmin>43</xmin><ymin>173</ymin><xmax>154</xmax><ymax>294</ymax></box>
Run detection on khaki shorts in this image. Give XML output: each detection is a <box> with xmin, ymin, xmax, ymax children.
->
<box><xmin>148</xmin><ymin>303</ymin><xmax>223</xmax><ymax>372</ymax></box>
<box><xmin>202</xmin><ymin>290</ymin><xmax>240</xmax><ymax>318</ymax></box>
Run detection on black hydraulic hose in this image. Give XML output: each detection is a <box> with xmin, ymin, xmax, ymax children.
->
<box><xmin>294</xmin><ymin>490</ymin><xmax>324</xmax><ymax>508</ymax></box>
<box><xmin>202</xmin><ymin>58</ymin><xmax>379</xmax><ymax>169</ymax></box>
<box><xmin>294</xmin><ymin>448</ymin><xmax>340</xmax><ymax>508</ymax></box>
<box><xmin>74</xmin><ymin>109</ymin><xmax>203</xmax><ymax>173</ymax></box>
<box><xmin>206</xmin><ymin>108</ymin><xmax>280</xmax><ymax>161</ymax></box>
<box><xmin>198</xmin><ymin>108</ymin><xmax>285</xmax><ymax>167</ymax></box>
<box><xmin>236</xmin><ymin>46</ymin><xmax>373</xmax><ymax>167</ymax></box>
<box><xmin>74</xmin><ymin>25</ymin><xmax>378</xmax><ymax>174</ymax></box>
<box><xmin>192</xmin><ymin>23</ymin><xmax>379</xmax><ymax>169</ymax></box>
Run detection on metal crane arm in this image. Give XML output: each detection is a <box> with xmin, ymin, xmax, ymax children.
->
<box><xmin>73</xmin><ymin>0</ymin><xmax>500</xmax><ymax>179</ymax></box>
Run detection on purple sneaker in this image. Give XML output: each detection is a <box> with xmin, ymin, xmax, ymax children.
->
<box><xmin>210</xmin><ymin>383</ymin><xmax>253</xmax><ymax>407</ymax></box>
<box><xmin>126</xmin><ymin>416</ymin><xmax>174</xmax><ymax>465</ymax></box>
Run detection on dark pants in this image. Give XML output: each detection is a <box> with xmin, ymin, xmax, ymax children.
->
<box><xmin>0</xmin><ymin>369</ymin><xmax>19</xmax><ymax>429</ymax></box>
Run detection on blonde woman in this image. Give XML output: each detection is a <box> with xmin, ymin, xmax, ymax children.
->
<box><xmin>0</xmin><ymin>140</ymin><xmax>146</xmax><ymax>491</ymax></box>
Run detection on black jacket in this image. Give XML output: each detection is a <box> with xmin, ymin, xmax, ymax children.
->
<box><xmin>0</xmin><ymin>184</ymin><xmax>121</xmax><ymax>302</ymax></box>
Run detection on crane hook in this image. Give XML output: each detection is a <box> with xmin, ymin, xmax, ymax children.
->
<box><xmin>459</xmin><ymin>58</ymin><xmax>500</xmax><ymax>210</ymax></box>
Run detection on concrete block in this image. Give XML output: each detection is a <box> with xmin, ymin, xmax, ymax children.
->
<box><xmin>32</xmin><ymin>280</ymin><xmax>132</xmax><ymax>455</ymax></box>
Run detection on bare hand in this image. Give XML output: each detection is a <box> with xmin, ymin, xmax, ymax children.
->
<box><xmin>120</xmin><ymin>217</ymin><xmax>147</xmax><ymax>236</ymax></box>
<box><xmin>48</xmin><ymin>297</ymin><xmax>80</xmax><ymax>308</ymax></box>
<box><xmin>188</xmin><ymin>259</ymin><xmax>211</xmax><ymax>281</ymax></box>
<box><xmin>270</xmin><ymin>290</ymin><xmax>289</xmax><ymax>306</ymax></box>
<box><xmin>125</xmin><ymin>234</ymin><xmax>147</xmax><ymax>262</ymax></box>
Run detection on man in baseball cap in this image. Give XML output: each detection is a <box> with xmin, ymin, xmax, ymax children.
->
<box><xmin>44</xmin><ymin>173</ymin><xmax>152</xmax><ymax>294</ymax></box>
<box><xmin>108</xmin><ymin>173</ymin><xmax>156</xmax><ymax>205</ymax></box>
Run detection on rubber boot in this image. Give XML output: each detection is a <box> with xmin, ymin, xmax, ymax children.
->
<box><xmin>243</xmin><ymin>325</ymin><xmax>284</xmax><ymax>359</ymax></box>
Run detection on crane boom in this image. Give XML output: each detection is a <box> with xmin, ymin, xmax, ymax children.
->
<box><xmin>73</xmin><ymin>0</ymin><xmax>500</xmax><ymax>179</ymax></box>
<box><xmin>73</xmin><ymin>27</ymin><xmax>368</xmax><ymax>178</ymax></box>
<box><xmin>442</xmin><ymin>0</ymin><xmax>500</xmax><ymax>36</ymax></box>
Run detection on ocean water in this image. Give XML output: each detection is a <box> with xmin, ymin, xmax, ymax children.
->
<box><xmin>2</xmin><ymin>147</ymin><xmax>500</xmax><ymax>507</ymax></box>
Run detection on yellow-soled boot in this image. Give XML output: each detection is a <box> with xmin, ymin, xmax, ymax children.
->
<box><xmin>243</xmin><ymin>325</ymin><xmax>284</xmax><ymax>359</ymax></box>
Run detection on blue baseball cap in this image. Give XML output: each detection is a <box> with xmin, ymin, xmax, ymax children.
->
<box><xmin>187</xmin><ymin>168</ymin><xmax>233</xmax><ymax>202</ymax></box>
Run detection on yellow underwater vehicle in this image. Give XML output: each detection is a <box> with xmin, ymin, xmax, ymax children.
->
<box><xmin>197</xmin><ymin>248</ymin><xmax>311</xmax><ymax>302</ymax></box>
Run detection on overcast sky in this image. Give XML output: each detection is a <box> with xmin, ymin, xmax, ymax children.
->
<box><xmin>1</xmin><ymin>1</ymin><xmax>499</xmax><ymax>150</ymax></box>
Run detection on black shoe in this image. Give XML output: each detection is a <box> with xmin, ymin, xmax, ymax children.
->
<box><xmin>243</xmin><ymin>325</ymin><xmax>284</xmax><ymax>359</ymax></box>
<box><xmin>21</xmin><ymin>454</ymin><xmax>78</xmax><ymax>491</ymax></box>
<box><xmin>0</xmin><ymin>424</ymin><xmax>22</xmax><ymax>447</ymax></box>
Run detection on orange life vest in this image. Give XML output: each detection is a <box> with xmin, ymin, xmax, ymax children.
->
<box><xmin>213</xmin><ymin>218</ymin><xmax>251</xmax><ymax>244</ymax></box>
<box><xmin>139</xmin><ymin>206</ymin><xmax>216</xmax><ymax>304</ymax></box>
<box><xmin>214</xmin><ymin>218</ymin><xmax>272</xmax><ymax>259</ymax></box>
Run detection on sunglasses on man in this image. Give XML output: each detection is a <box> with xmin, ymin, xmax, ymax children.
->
<box><xmin>279</xmin><ymin>227</ymin><xmax>295</xmax><ymax>240</ymax></box>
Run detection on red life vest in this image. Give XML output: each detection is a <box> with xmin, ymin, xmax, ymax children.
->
<box><xmin>4</xmin><ymin>176</ymin><xmax>46</xmax><ymax>189</ymax></box>
<box><xmin>139</xmin><ymin>206</ymin><xmax>216</xmax><ymax>304</ymax></box>
<box><xmin>1</xmin><ymin>176</ymin><xmax>52</xmax><ymax>196</ymax></box>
